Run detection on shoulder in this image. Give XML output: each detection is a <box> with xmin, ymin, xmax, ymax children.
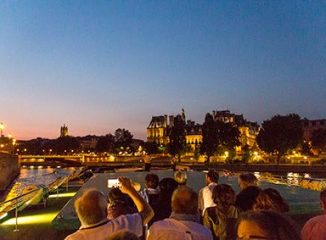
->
<box><xmin>111</xmin><ymin>213</ymin><xmax>144</xmax><ymax>237</ymax></box>
<box><xmin>184</xmin><ymin>221</ymin><xmax>213</xmax><ymax>236</ymax></box>
<box><xmin>304</xmin><ymin>214</ymin><xmax>326</xmax><ymax>227</ymax></box>
<box><xmin>302</xmin><ymin>215</ymin><xmax>326</xmax><ymax>240</ymax></box>
<box><xmin>150</xmin><ymin>218</ymin><xmax>175</xmax><ymax>229</ymax></box>
<box><xmin>201</xmin><ymin>185</ymin><xmax>210</xmax><ymax>193</ymax></box>
<box><xmin>64</xmin><ymin>231</ymin><xmax>85</xmax><ymax>240</ymax></box>
<box><xmin>111</xmin><ymin>213</ymin><xmax>142</xmax><ymax>226</ymax></box>
<box><xmin>149</xmin><ymin>219</ymin><xmax>175</xmax><ymax>234</ymax></box>
<box><xmin>229</xmin><ymin>206</ymin><xmax>239</xmax><ymax>216</ymax></box>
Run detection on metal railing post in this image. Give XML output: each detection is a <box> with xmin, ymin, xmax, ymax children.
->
<box><xmin>43</xmin><ymin>195</ymin><xmax>47</xmax><ymax>208</ymax></box>
<box><xmin>56</xmin><ymin>185</ymin><xmax>59</xmax><ymax>199</ymax></box>
<box><xmin>66</xmin><ymin>179</ymin><xmax>69</xmax><ymax>192</ymax></box>
<box><xmin>13</xmin><ymin>199</ymin><xmax>19</xmax><ymax>232</ymax></box>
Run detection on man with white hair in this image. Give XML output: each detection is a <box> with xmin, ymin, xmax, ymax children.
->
<box><xmin>65</xmin><ymin>177</ymin><xmax>154</xmax><ymax>240</ymax></box>
<box><xmin>147</xmin><ymin>186</ymin><xmax>213</xmax><ymax>240</ymax></box>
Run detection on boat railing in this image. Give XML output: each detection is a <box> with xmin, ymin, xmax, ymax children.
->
<box><xmin>0</xmin><ymin>187</ymin><xmax>45</xmax><ymax>232</ymax></box>
<box><xmin>0</xmin><ymin>187</ymin><xmax>42</xmax><ymax>207</ymax></box>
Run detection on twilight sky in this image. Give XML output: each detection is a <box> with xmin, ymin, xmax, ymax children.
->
<box><xmin>0</xmin><ymin>1</ymin><xmax>325</xmax><ymax>140</ymax></box>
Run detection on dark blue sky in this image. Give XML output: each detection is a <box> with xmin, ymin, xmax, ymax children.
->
<box><xmin>1</xmin><ymin>1</ymin><xmax>325</xmax><ymax>139</ymax></box>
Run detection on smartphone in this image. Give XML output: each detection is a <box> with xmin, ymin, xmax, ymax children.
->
<box><xmin>107</xmin><ymin>179</ymin><xmax>120</xmax><ymax>188</ymax></box>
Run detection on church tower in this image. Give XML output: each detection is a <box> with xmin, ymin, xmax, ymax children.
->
<box><xmin>60</xmin><ymin>124</ymin><xmax>68</xmax><ymax>137</ymax></box>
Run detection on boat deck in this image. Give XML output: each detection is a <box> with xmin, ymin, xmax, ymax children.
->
<box><xmin>0</xmin><ymin>186</ymin><xmax>79</xmax><ymax>240</ymax></box>
<box><xmin>0</xmin><ymin>170</ymin><xmax>323</xmax><ymax>239</ymax></box>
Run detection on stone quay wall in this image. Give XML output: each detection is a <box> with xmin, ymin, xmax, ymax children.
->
<box><xmin>0</xmin><ymin>153</ymin><xmax>19</xmax><ymax>191</ymax></box>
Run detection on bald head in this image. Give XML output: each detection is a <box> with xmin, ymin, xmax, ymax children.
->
<box><xmin>75</xmin><ymin>189</ymin><xmax>108</xmax><ymax>226</ymax></box>
<box><xmin>171</xmin><ymin>186</ymin><xmax>198</xmax><ymax>215</ymax></box>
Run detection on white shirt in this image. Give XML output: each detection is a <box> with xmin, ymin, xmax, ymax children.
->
<box><xmin>140</xmin><ymin>188</ymin><xmax>160</xmax><ymax>203</ymax></box>
<box><xmin>147</xmin><ymin>218</ymin><xmax>213</xmax><ymax>240</ymax></box>
<box><xmin>64</xmin><ymin>213</ymin><xmax>143</xmax><ymax>240</ymax></box>
<box><xmin>198</xmin><ymin>183</ymin><xmax>218</xmax><ymax>215</ymax></box>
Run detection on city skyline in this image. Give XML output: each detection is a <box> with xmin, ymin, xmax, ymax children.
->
<box><xmin>1</xmin><ymin>1</ymin><xmax>325</xmax><ymax>140</ymax></box>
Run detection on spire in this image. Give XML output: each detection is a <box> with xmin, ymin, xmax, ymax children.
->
<box><xmin>181</xmin><ymin>108</ymin><xmax>186</xmax><ymax>122</ymax></box>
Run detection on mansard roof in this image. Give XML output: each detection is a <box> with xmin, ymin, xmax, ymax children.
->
<box><xmin>147</xmin><ymin>116</ymin><xmax>166</xmax><ymax>128</ymax></box>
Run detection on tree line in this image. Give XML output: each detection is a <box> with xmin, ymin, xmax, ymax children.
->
<box><xmin>17</xmin><ymin>128</ymin><xmax>135</xmax><ymax>155</ymax></box>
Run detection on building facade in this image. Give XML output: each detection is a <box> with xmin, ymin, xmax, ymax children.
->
<box><xmin>147</xmin><ymin>109</ymin><xmax>259</xmax><ymax>154</ymax></box>
<box><xmin>185</xmin><ymin>120</ymin><xmax>202</xmax><ymax>152</ymax></box>
<box><xmin>147</xmin><ymin>115</ymin><xmax>169</xmax><ymax>145</ymax></box>
<box><xmin>302</xmin><ymin>118</ymin><xmax>326</xmax><ymax>141</ymax></box>
<box><xmin>147</xmin><ymin>110</ymin><xmax>202</xmax><ymax>149</ymax></box>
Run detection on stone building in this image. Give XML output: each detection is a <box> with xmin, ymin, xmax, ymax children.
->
<box><xmin>147</xmin><ymin>110</ymin><xmax>202</xmax><ymax>150</ymax></box>
<box><xmin>302</xmin><ymin>118</ymin><xmax>326</xmax><ymax>141</ymax></box>
<box><xmin>185</xmin><ymin>120</ymin><xmax>202</xmax><ymax>152</ymax></box>
<box><xmin>147</xmin><ymin>115</ymin><xmax>170</xmax><ymax>145</ymax></box>
<box><xmin>147</xmin><ymin>109</ymin><xmax>259</xmax><ymax>154</ymax></box>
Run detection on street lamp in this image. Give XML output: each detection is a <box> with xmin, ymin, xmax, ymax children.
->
<box><xmin>0</xmin><ymin>122</ymin><xmax>4</xmax><ymax>137</ymax></box>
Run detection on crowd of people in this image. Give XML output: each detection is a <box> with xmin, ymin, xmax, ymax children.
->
<box><xmin>65</xmin><ymin>170</ymin><xmax>326</xmax><ymax>240</ymax></box>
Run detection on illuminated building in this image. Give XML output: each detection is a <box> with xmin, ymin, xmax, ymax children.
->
<box><xmin>147</xmin><ymin>109</ymin><xmax>259</xmax><ymax>154</ymax></box>
<box><xmin>185</xmin><ymin>120</ymin><xmax>202</xmax><ymax>152</ymax></box>
<box><xmin>147</xmin><ymin>115</ymin><xmax>170</xmax><ymax>145</ymax></box>
<box><xmin>147</xmin><ymin>109</ymin><xmax>201</xmax><ymax>150</ymax></box>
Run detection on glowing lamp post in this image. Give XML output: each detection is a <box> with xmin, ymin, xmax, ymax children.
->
<box><xmin>0</xmin><ymin>122</ymin><xmax>4</xmax><ymax>137</ymax></box>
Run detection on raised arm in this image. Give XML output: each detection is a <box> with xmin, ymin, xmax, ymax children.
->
<box><xmin>119</xmin><ymin>177</ymin><xmax>154</xmax><ymax>225</ymax></box>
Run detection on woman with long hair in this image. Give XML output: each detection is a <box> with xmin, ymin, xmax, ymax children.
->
<box><xmin>203</xmin><ymin>184</ymin><xmax>239</xmax><ymax>240</ymax></box>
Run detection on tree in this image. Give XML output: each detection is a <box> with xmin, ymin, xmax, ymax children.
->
<box><xmin>311</xmin><ymin>129</ymin><xmax>326</xmax><ymax>150</ymax></box>
<box><xmin>241</xmin><ymin>145</ymin><xmax>252</xmax><ymax>163</ymax></box>
<box><xmin>301</xmin><ymin>141</ymin><xmax>312</xmax><ymax>156</ymax></box>
<box><xmin>168</xmin><ymin>115</ymin><xmax>186</xmax><ymax>162</ymax></box>
<box><xmin>200</xmin><ymin>113</ymin><xmax>240</xmax><ymax>164</ymax></box>
<box><xmin>42</xmin><ymin>136</ymin><xmax>80</xmax><ymax>154</ymax></box>
<box><xmin>257</xmin><ymin>113</ymin><xmax>303</xmax><ymax>163</ymax></box>
<box><xmin>143</xmin><ymin>141</ymin><xmax>160</xmax><ymax>154</ymax></box>
<box><xmin>200</xmin><ymin>113</ymin><xmax>218</xmax><ymax>163</ymax></box>
<box><xmin>114</xmin><ymin>128</ymin><xmax>133</xmax><ymax>152</ymax></box>
<box><xmin>215</xmin><ymin>121</ymin><xmax>240</xmax><ymax>155</ymax></box>
<box><xmin>96</xmin><ymin>134</ymin><xmax>115</xmax><ymax>153</ymax></box>
<box><xmin>53</xmin><ymin>136</ymin><xmax>80</xmax><ymax>154</ymax></box>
